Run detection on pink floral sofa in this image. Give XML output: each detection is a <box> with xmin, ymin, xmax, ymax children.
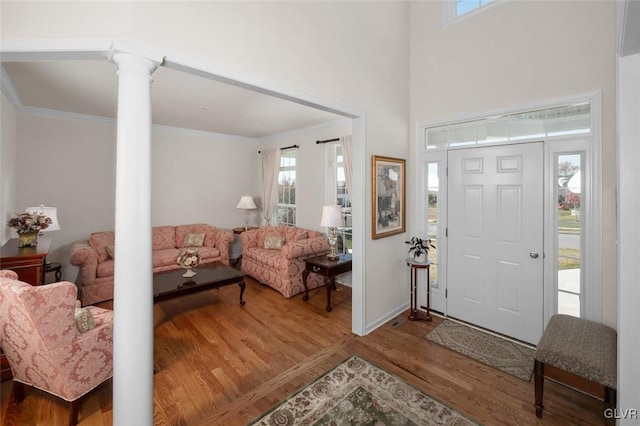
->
<box><xmin>70</xmin><ymin>224</ymin><xmax>234</xmax><ymax>305</ymax></box>
<box><xmin>241</xmin><ymin>226</ymin><xmax>330</xmax><ymax>298</ymax></box>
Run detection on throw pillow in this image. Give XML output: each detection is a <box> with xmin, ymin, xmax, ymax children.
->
<box><xmin>105</xmin><ymin>245</ymin><xmax>115</xmax><ymax>259</ymax></box>
<box><xmin>74</xmin><ymin>307</ymin><xmax>96</xmax><ymax>333</ymax></box>
<box><xmin>264</xmin><ymin>235</ymin><xmax>285</xmax><ymax>250</ymax></box>
<box><xmin>183</xmin><ymin>232</ymin><xmax>205</xmax><ymax>247</ymax></box>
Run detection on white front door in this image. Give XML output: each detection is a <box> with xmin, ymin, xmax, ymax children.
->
<box><xmin>447</xmin><ymin>142</ymin><xmax>544</xmax><ymax>344</ymax></box>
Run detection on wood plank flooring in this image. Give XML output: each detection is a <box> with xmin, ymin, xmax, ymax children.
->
<box><xmin>1</xmin><ymin>276</ymin><xmax>604</xmax><ymax>425</ymax></box>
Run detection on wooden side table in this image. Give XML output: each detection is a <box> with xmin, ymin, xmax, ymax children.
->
<box><xmin>406</xmin><ymin>258</ymin><xmax>432</xmax><ymax>321</ymax></box>
<box><xmin>302</xmin><ymin>253</ymin><xmax>352</xmax><ymax>312</ymax></box>
<box><xmin>45</xmin><ymin>262</ymin><xmax>63</xmax><ymax>283</ymax></box>
<box><xmin>0</xmin><ymin>235</ymin><xmax>51</xmax><ymax>286</ymax></box>
<box><xmin>231</xmin><ymin>227</ymin><xmax>259</xmax><ymax>266</ymax></box>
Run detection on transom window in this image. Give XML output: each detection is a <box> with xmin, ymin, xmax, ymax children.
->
<box><xmin>276</xmin><ymin>149</ymin><xmax>296</xmax><ymax>226</ymax></box>
<box><xmin>443</xmin><ymin>0</ymin><xmax>498</xmax><ymax>24</ymax></box>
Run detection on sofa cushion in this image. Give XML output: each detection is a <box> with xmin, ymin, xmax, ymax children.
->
<box><xmin>106</xmin><ymin>245</ymin><xmax>115</xmax><ymax>259</ymax></box>
<box><xmin>153</xmin><ymin>226</ymin><xmax>176</xmax><ymax>250</ymax></box>
<box><xmin>198</xmin><ymin>247</ymin><xmax>221</xmax><ymax>260</ymax></box>
<box><xmin>153</xmin><ymin>248</ymin><xmax>181</xmax><ymax>268</ymax></box>
<box><xmin>245</xmin><ymin>247</ymin><xmax>286</xmax><ymax>270</ymax></box>
<box><xmin>96</xmin><ymin>259</ymin><xmax>114</xmax><ymax>278</ymax></box>
<box><xmin>176</xmin><ymin>224</ymin><xmax>213</xmax><ymax>248</ymax></box>
<box><xmin>89</xmin><ymin>232</ymin><xmax>115</xmax><ymax>264</ymax></box>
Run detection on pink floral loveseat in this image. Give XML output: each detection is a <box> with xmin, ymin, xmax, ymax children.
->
<box><xmin>241</xmin><ymin>226</ymin><xmax>330</xmax><ymax>298</ymax></box>
<box><xmin>70</xmin><ymin>224</ymin><xmax>234</xmax><ymax>305</ymax></box>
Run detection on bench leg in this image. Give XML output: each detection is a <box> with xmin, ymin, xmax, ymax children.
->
<box><xmin>534</xmin><ymin>360</ymin><xmax>544</xmax><ymax>418</ymax></box>
<box><xmin>604</xmin><ymin>386</ymin><xmax>616</xmax><ymax>426</ymax></box>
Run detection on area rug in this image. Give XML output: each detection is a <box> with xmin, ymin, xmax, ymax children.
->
<box><xmin>249</xmin><ymin>355</ymin><xmax>479</xmax><ymax>425</ymax></box>
<box><xmin>426</xmin><ymin>320</ymin><xmax>535</xmax><ymax>381</ymax></box>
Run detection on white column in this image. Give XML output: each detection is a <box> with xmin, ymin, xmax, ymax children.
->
<box><xmin>111</xmin><ymin>49</ymin><xmax>161</xmax><ymax>426</ymax></box>
<box><xmin>618</xmin><ymin>53</ymin><xmax>640</xmax><ymax>426</ymax></box>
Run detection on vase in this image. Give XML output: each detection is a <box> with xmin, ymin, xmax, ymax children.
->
<box><xmin>182</xmin><ymin>267</ymin><xmax>196</xmax><ymax>278</ymax></box>
<box><xmin>18</xmin><ymin>231</ymin><xmax>38</xmax><ymax>248</ymax></box>
<box><xmin>413</xmin><ymin>253</ymin><xmax>427</xmax><ymax>264</ymax></box>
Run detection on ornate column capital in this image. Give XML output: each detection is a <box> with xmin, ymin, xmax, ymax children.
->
<box><xmin>109</xmin><ymin>40</ymin><xmax>164</xmax><ymax>75</ymax></box>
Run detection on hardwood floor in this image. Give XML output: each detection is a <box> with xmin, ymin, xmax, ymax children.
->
<box><xmin>1</xmin><ymin>276</ymin><xmax>605</xmax><ymax>425</ymax></box>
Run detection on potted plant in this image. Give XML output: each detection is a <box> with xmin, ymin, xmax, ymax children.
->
<box><xmin>404</xmin><ymin>236</ymin><xmax>436</xmax><ymax>263</ymax></box>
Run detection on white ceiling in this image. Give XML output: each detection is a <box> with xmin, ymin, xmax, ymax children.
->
<box><xmin>2</xmin><ymin>60</ymin><xmax>344</xmax><ymax>139</ymax></box>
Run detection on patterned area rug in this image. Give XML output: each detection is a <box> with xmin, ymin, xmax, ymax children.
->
<box><xmin>426</xmin><ymin>320</ymin><xmax>535</xmax><ymax>381</ymax></box>
<box><xmin>249</xmin><ymin>355</ymin><xmax>479</xmax><ymax>425</ymax></box>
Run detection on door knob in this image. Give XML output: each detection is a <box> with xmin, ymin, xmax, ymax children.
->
<box><xmin>530</xmin><ymin>252</ymin><xmax>539</xmax><ymax>259</ymax></box>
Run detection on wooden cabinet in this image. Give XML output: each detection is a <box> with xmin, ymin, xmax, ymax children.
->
<box><xmin>0</xmin><ymin>235</ymin><xmax>51</xmax><ymax>381</ymax></box>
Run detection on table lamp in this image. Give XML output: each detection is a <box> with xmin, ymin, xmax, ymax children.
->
<box><xmin>236</xmin><ymin>195</ymin><xmax>257</xmax><ymax>230</ymax></box>
<box><xmin>320</xmin><ymin>205</ymin><xmax>343</xmax><ymax>260</ymax></box>
<box><xmin>25</xmin><ymin>204</ymin><xmax>61</xmax><ymax>234</ymax></box>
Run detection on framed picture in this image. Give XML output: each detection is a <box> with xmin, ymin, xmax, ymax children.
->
<box><xmin>372</xmin><ymin>155</ymin><xmax>406</xmax><ymax>239</ymax></box>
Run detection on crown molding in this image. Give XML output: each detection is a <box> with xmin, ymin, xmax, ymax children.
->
<box><xmin>257</xmin><ymin>118</ymin><xmax>352</xmax><ymax>143</ymax></box>
<box><xmin>21</xmin><ymin>105</ymin><xmax>115</xmax><ymax>125</ymax></box>
<box><xmin>0</xmin><ymin>65</ymin><xmax>23</xmax><ymax>109</ymax></box>
<box><xmin>152</xmin><ymin>124</ymin><xmax>257</xmax><ymax>143</ymax></box>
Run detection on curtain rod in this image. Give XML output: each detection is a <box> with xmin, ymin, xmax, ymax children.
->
<box><xmin>258</xmin><ymin>144</ymin><xmax>299</xmax><ymax>154</ymax></box>
<box><xmin>316</xmin><ymin>138</ymin><xmax>340</xmax><ymax>144</ymax></box>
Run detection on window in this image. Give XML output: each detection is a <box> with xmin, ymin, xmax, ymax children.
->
<box><xmin>425</xmin><ymin>102</ymin><xmax>590</xmax><ymax>149</ymax></box>
<box><xmin>334</xmin><ymin>145</ymin><xmax>351</xmax><ymax>209</ymax></box>
<box><xmin>276</xmin><ymin>149</ymin><xmax>296</xmax><ymax>226</ymax></box>
<box><xmin>331</xmin><ymin>144</ymin><xmax>352</xmax><ymax>254</ymax></box>
<box><xmin>443</xmin><ymin>0</ymin><xmax>498</xmax><ymax>24</ymax></box>
<box><xmin>426</xmin><ymin>162</ymin><xmax>439</xmax><ymax>287</ymax></box>
<box><xmin>556</xmin><ymin>153</ymin><xmax>583</xmax><ymax>318</ymax></box>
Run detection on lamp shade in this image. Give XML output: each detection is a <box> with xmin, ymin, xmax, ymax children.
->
<box><xmin>319</xmin><ymin>205</ymin><xmax>343</xmax><ymax>228</ymax></box>
<box><xmin>236</xmin><ymin>195</ymin><xmax>257</xmax><ymax>210</ymax></box>
<box><xmin>25</xmin><ymin>205</ymin><xmax>61</xmax><ymax>231</ymax></box>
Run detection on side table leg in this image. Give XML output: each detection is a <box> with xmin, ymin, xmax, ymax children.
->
<box><xmin>238</xmin><ymin>279</ymin><xmax>246</xmax><ymax>306</ymax></box>
<box><xmin>325</xmin><ymin>277</ymin><xmax>333</xmax><ymax>312</ymax></box>
<box><xmin>302</xmin><ymin>269</ymin><xmax>310</xmax><ymax>301</ymax></box>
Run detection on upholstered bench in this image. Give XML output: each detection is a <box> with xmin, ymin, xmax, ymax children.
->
<box><xmin>534</xmin><ymin>314</ymin><xmax>617</xmax><ymax>425</ymax></box>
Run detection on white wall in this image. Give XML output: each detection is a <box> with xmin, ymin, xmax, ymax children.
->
<box><xmin>409</xmin><ymin>0</ymin><xmax>618</xmax><ymax>327</ymax></box>
<box><xmin>0</xmin><ymin>92</ymin><xmax>17</xmax><ymax>244</ymax></box>
<box><xmin>1</xmin><ymin>1</ymin><xmax>411</xmax><ymax>330</ymax></box>
<box><xmin>14</xmin><ymin>112</ymin><xmax>260</xmax><ymax>281</ymax></box>
<box><xmin>260</xmin><ymin>120</ymin><xmax>352</xmax><ymax>232</ymax></box>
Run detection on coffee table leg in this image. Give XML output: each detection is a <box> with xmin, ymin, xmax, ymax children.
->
<box><xmin>238</xmin><ymin>279</ymin><xmax>246</xmax><ymax>306</ymax></box>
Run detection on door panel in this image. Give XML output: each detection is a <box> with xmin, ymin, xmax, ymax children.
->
<box><xmin>448</xmin><ymin>143</ymin><xmax>543</xmax><ymax>344</ymax></box>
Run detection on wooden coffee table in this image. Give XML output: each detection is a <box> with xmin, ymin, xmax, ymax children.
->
<box><xmin>153</xmin><ymin>262</ymin><xmax>246</xmax><ymax>305</ymax></box>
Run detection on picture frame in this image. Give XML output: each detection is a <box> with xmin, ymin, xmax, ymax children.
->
<box><xmin>372</xmin><ymin>155</ymin><xmax>406</xmax><ymax>239</ymax></box>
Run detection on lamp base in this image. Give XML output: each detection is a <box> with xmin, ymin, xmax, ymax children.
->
<box><xmin>326</xmin><ymin>252</ymin><xmax>340</xmax><ymax>260</ymax></box>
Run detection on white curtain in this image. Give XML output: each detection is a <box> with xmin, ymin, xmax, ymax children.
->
<box><xmin>261</xmin><ymin>148</ymin><xmax>280</xmax><ymax>225</ymax></box>
<box><xmin>340</xmin><ymin>135</ymin><xmax>353</xmax><ymax>198</ymax></box>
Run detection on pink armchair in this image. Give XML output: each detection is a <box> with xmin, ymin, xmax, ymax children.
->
<box><xmin>0</xmin><ymin>271</ymin><xmax>113</xmax><ymax>425</ymax></box>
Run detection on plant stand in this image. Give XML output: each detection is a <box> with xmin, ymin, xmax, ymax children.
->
<box><xmin>406</xmin><ymin>258</ymin><xmax>431</xmax><ymax>321</ymax></box>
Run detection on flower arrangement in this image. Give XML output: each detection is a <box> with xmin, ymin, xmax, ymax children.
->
<box><xmin>176</xmin><ymin>249</ymin><xmax>202</xmax><ymax>269</ymax></box>
<box><xmin>7</xmin><ymin>212</ymin><xmax>52</xmax><ymax>234</ymax></box>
